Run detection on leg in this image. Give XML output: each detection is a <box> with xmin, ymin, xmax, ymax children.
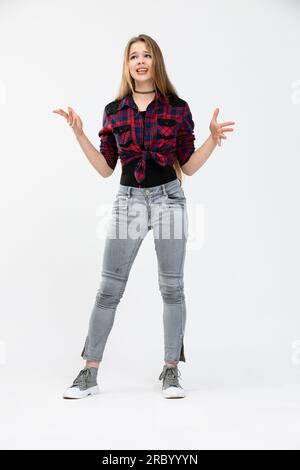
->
<box><xmin>153</xmin><ymin>194</ymin><xmax>188</xmax><ymax>364</ymax></box>
<box><xmin>81</xmin><ymin>190</ymin><xmax>149</xmax><ymax>363</ymax></box>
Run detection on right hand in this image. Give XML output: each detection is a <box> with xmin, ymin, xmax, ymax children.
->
<box><xmin>52</xmin><ymin>106</ymin><xmax>83</xmax><ymax>137</ymax></box>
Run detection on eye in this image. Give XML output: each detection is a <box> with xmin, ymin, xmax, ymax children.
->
<box><xmin>130</xmin><ymin>54</ymin><xmax>152</xmax><ymax>60</ymax></box>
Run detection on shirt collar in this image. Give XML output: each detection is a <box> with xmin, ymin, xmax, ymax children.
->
<box><xmin>117</xmin><ymin>89</ymin><xmax>169</xmax><ymax>111</ymax></box>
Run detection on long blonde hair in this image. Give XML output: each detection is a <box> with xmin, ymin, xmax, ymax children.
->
<box><xmin>114</xmin><ymin>33</ymin><xmax>184</xmax><ymax>186</ymax></box>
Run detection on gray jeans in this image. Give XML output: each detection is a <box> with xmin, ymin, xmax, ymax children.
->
<box><xmin>81</xmin><ymin>177</ymin><xmax>188</xmax><ymax>363</ymax></box>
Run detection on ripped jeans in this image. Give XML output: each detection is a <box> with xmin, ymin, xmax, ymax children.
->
<box><xmin>81</xmin><ymin>177</ymin><xmax>189</xmax><ymax>363</ymax></box>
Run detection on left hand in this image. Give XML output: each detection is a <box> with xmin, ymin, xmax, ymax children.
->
<box><xmin>209</xmin><ymin>108</ymin><xmax>235</xmax><ymax>147</ymax></box>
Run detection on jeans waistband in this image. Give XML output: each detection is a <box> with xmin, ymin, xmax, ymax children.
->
<box><xmin>117</xmin><ymin>178</ymin><xmax>181</xmax><ymax>198</ymax></box>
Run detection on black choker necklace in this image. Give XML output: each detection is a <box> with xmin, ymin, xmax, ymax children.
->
<box><xmin>134</xmin><ymin>89</ymin><xmax>155</xmax><ymax>94</ymax></box>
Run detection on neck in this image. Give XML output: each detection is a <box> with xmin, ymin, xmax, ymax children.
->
<box><xmin>133</xmin><ymin>80</ymin><xmax>155</xmax><ymax>95</ymax></box>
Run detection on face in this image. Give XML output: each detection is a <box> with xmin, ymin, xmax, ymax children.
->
<box><xmin>128</xmin><ymin>41</ymin><xmax>153</xmax><ymax>85</ymax></box>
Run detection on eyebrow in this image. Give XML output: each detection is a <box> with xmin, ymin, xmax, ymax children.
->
<box><xmin>129</xmin><ymin>50</ymin><xmax>151</xmax><ymax>56</ymax></box>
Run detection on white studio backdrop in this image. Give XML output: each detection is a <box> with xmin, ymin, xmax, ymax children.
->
<box><xmin>0</xmin><ymin>0</ymin><xmax>300</xmax><ymax>449</ymax></box>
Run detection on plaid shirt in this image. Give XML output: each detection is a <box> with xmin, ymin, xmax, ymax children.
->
<box><xmin>98</xmin><ymin>90</ymin><xmax>195</xmax><ymax>184</ymax></box>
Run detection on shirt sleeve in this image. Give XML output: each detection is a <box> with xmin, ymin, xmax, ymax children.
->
<box><xmin>98</xmin><ymin>108</ymin><xmax>119</xmax><ymax>170</ymax></box>
<box><xmin>176</xmin><ymin>101</ymin><xmax>196</xmax><ymax>166</ymax></box>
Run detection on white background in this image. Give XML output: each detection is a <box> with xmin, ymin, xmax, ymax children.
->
<box><xmin>1</xmin><ymin>0</ymin><xmax>300</xmax><ymax>450</ymax></box>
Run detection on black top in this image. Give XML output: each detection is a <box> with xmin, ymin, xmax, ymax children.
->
<box><xmin>119</xmin><ymin>110</ymin><xmax>177</xmax><ymax>188</ymax></box>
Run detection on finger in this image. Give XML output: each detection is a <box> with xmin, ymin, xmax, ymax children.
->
<box><xmin>221</xmin><ymin>127</ymin><xmax>234</xmax><ymax>132</ymax></box>
<box><xmin>67</xmin><ymin>107</ymin><xmax>72</xmax><ymax>124</ymax></box>
<box><xmin>52</xmin><ymin>109</ymin><xmax>68</xmax><ymax>119</ymax></box>
<box><xmin>220</xmin><ymin>121</ymin><xmax>235</xmax><ymax>126</ymax></box>
<box><xmin>68</xmin><ymin>109</ymin><xmax>74</xmax><ymax>126</ymax></box>
<box><xmin>67</xmin><ymin>107</ymin><xmax>73</xmax><ymax>125</ymax></box>
<box><xmin>70</xmin><ymin>110</ymin><xmax>77</xmax><ymax>127</ymax></box>
<box><xmin>71</xmin><ymin>113</ymin><xmax>79</xmax><ymax>128</ymax></box>
<box><xmin>212</xmin><ymin>108</ymin><xmax>219</xmax><ymax>121</ymax></box>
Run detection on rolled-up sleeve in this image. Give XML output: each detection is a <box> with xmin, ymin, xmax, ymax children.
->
<box><xmin>98</xmin><ymin>108</ymin><xmax>119</xmax><ymax>170</ymax></box>
<box><xmin>176</xmin><ymin>102</ymin><xmax>196</xmax><ymax>166</ymax></box>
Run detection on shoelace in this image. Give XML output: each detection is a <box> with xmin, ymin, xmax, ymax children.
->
<box><xmin>72</xmin><ymin>368</ymin><xmax>91</xmax><ymax>387</ymax></box>
<box><xmin>158</xmin><ymin>366</ymin><xmax>182</xmax><ymax>386</ymax></box>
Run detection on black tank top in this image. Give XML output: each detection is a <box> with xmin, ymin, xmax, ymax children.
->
<box><xmin>119</xmin><ymin>110</ymin><xmax>177</xmax><ymax>188</ymax></box>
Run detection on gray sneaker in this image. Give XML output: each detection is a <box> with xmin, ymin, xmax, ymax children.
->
<box><xmin>63</xmin><ymin>367</ymin><xmax>100</xmax><ymax>399</ymax></box>
<box><xmin>158</xmin><ymin>364</ymin><xmax>186</xmax><ymax>398</ymax></box>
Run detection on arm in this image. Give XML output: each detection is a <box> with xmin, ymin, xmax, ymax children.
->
<box><xmin>181</xmin><ymin>134</ymin><xmax>217</xmax><ymax>176</ymax></box>
<box><xmin>52</xmin><ymin>105</ymin><xmax>118</xmax><ymax>178</ymax></box>
<box><xmin>181</xmin><ymin>107</ymin><xmax>236</xmax><ymax>176</ymax></box>
<box><xmin>75</xmin><ymin>132</ymin><xmax>113</xmax><ymax>178</ymax></box>
<box><xmin>77</xmin><ymin>107</ymin><xmax>119</xmax><ymax>178</ymax></box>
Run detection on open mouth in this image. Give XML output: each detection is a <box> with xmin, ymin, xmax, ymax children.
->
<box><xmin>136</xmin><ymin>68</ymin><xmax>148</xmax><ymax>74</ymax></box>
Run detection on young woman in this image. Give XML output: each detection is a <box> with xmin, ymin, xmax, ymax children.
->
<box><xmin>53</xmin><ymin>34</ymin><xmax>235</xmax><ymax>400</ymax></box>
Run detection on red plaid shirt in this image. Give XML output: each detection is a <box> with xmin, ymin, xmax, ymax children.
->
<box><xmin>98</xmin><ymin>90</ymin><xmax>195</xmax><ymax>184</ymax></box>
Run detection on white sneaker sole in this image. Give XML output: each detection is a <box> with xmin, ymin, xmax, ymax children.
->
<box><xmin>63</xmin><ymin>385</ymin><xmax>100</xmax><ymax>399</ymax></box>
<box><xmin>162</xmin><ymin>386</ymin><xmax>186</xmax><ymax>399</ymax></box>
